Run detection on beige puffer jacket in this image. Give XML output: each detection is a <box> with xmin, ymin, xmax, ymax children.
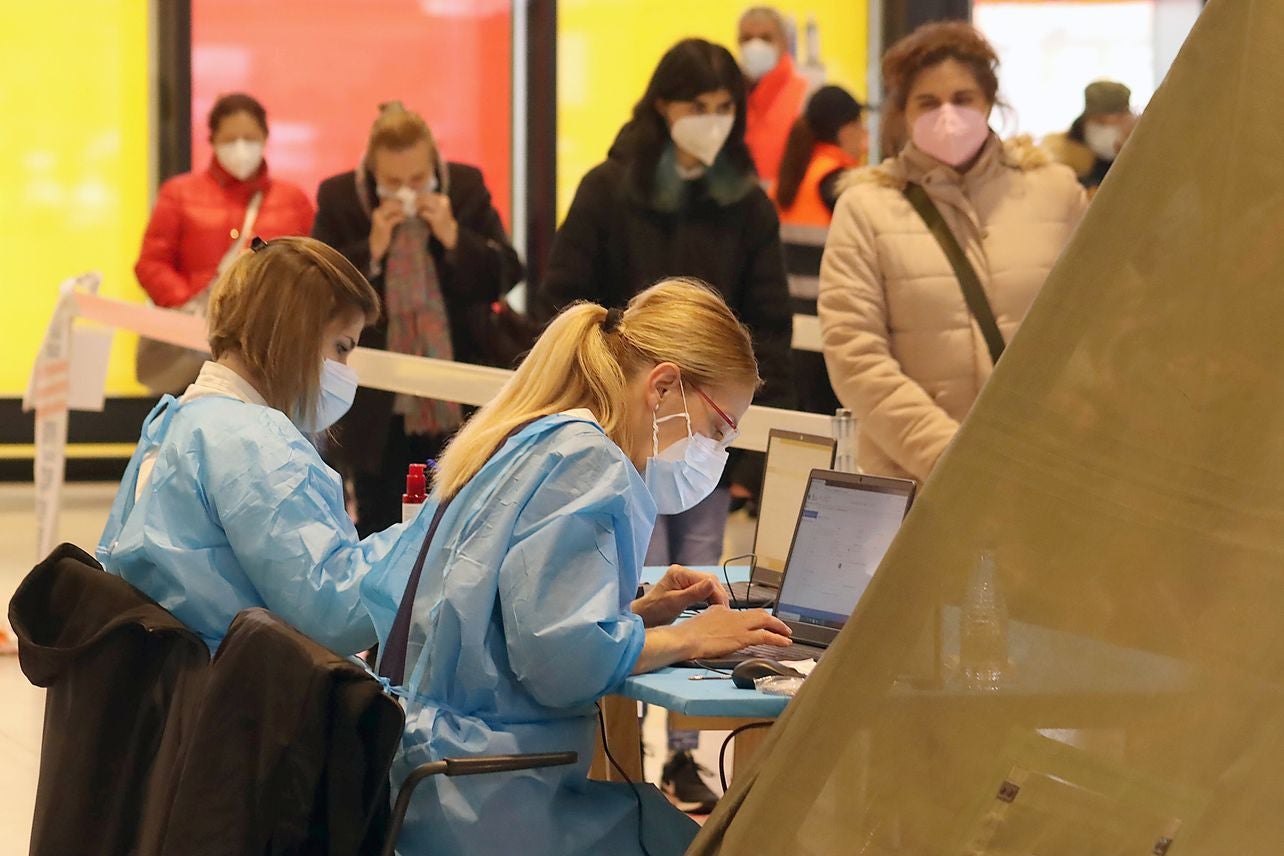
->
<box><xmin>819</xmin><ymin>135</ymin><xmax>1087</xmax><ymax>482</ymax></box>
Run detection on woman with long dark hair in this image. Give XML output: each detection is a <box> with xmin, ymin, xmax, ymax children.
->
<box><xmin>533</xmin><ymin>37</ymin><xmax>794</xmax><ymax>813</ymax></box>
<box><xmin>534</xmin><ymin>39</ymin><xmax>792</xmax><ymax>570</ymax></box>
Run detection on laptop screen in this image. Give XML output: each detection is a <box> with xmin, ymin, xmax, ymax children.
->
<box><xmin>752</xmin><ymin>432</ymin><xmax>836</xmax><ymax>584</ymax></box>
<box><xmin>775</xmin><ymin>473</ymin><xmax>913</xmax><ymax>633</ymax></box>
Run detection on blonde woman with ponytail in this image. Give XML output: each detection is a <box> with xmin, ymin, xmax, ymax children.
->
<box><xmin>361</xmin><ymin>278</ymin><xmax>792</xmax><ymax>856</ymax></box>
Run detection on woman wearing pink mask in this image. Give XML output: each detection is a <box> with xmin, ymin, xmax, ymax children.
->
<box><xmin>818</xmin><ymin>22</ymin><xmax>1087</xmax><ymax>482</ymax></box>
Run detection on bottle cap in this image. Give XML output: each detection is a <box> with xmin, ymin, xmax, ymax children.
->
<box><xmin>403</xmin><ymin>462</ymin><xmax>427</xmax><ymax>504</ymax></box>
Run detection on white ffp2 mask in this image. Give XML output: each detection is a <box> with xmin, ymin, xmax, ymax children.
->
<box><xmin>670</xmin><ymin>114</ymin><xmax>736</xmax><ymax>168</ymax></box>
<box><xmin>215</xmin><ymin>139</ymin><xmax>264</xmax><ymax>181</ymax></box>
<box><xmin>740</xmin><ymin>38</ymin><xmax>780</xmax><ymax>81</ymax></box>
<box><xmin>1084</xmin><ymin>123</ymin><xmax>1124</xmax><ymax>162</ymax></box>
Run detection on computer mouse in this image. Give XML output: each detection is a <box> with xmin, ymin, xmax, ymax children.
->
<box><xmin>731</xmin><ymin>658</ymin><xmax>805</xmax><ymax>690</ymax></box>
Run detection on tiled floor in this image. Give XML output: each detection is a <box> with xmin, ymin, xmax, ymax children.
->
<box><xmin>0</xmin><ymin>482</ymin><xmax>756</xmax><ymax>850</ymax></box>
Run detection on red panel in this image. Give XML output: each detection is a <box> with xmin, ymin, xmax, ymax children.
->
<box><xmin>191</xmin><ymin>0</ymin><xmax>513</xmax><ymax>227</ymax></box>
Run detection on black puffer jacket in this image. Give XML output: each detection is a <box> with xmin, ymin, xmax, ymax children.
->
<box><xmin>534</xmin><ymin>137</ymin><xmax>795</xmax><ymax>489</ymax></box>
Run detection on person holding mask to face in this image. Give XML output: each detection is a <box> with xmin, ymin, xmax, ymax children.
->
<box><xmin>363</xmin><ymin>279</ymin><xmax>792</xmax><ymax>855</ymax></box>
<box><xmin>100</xmin><ymin>237</ymin><xmax>390</xmax><ymax>654</ymax></box>
<box><xmin>1044</xmin><ymin>80</ymin><xmax>1137</xmax><ymax>194</ymax></box>
<box><xmin>134</xmin><ymin>94</ymin><xmax>314</xmax><ymax>391</ymax></box>
<box><xmin>819</xmin><ymin>22</ymin><xmax>1087</xmax><ymax>482</ymax></box>
<box><xmin>312</xmin><ymin>102</ymin><xmax>523</xmax><ymax>537</ymax></box>
<box><xmin>739</xmin><ymin>5</ymin><xmax>810</xmax><ymax>187</ymax></box>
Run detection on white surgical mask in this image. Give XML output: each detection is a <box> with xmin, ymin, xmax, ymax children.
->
<box><xmin>670</xmin><ymin>114</ymin><xmax>735</xmax><ymax>168</ymax></box>
<box><xmin>215</xmin><ymin>139</ymin><xmax>264</xmax><ymax>181</ymax></box>
<box><xmin>297</xmin><ymin>359</ymin><xmax>358</xmax><ymax>433</ymax></box>
<box><xmin>740</xmin><ymin>38</ymin><xmax>780</xmax><ymax>81</ymax></box>
<box><xmin>1084</xmin><ymin>122</ymin><xmax>1124</xmax><ymax>162</ymax></box>
<box><xmin>644</xmin><ymin>380</ymin><xmax>730</xmax><ymax>515</ymax></box>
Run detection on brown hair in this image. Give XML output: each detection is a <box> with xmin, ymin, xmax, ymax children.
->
<box><xmin>881</xmin><ymin>22</ymin><xmax>1000</xmax><ymax>154</ymax></box>
<box><xmin>434</xmin><ymin>278</ymin><xmax>760</xmax><ymax>499</ymax></box>
<box><xmin>207</xmin><ymin>237</ymin><xmax>380</xmax><ymax>424</ymax></box>
<box><xmin>366</xmin><ymin>101</ymin><xmax>438</xmax><ymax>159</ymax></box>
<box><xmin>208</xmin><ymin>93</ymin><xmax>268</xmax><ymax>138</ymax></box>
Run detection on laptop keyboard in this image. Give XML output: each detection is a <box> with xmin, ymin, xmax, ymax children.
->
<box><xmin>738</xmin><ymin>641</ymin><xmax>821</xmax><ymax>661</ymax></box>
<box><xmin>725</xmin><ymin>581</ymin><xmax>777</xmax><ymax>607</ymax></box>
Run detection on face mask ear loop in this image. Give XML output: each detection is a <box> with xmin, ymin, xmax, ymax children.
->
<box><xmin>652</xmin><ymin>396</ymin><xmax>661</xmax><ymax>458</ymax></box>
<box><xmin>676</xmin><ymin>378</ymin><xmax>693</xmax><ymax>439</ymax></box>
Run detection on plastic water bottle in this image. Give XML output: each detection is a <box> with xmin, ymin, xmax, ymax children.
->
<box><xmin>832</xmin><ymin>408</ymin><xmax>856</xmax><ymax>473</ymax></box>
<box><xmin>960</xmin><ymin>551</ymin><xmax>1008</xmax><ymax>689</ymax></box>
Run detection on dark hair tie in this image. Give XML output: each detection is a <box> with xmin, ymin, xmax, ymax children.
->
<box><xmin>250</xmin><ymin>236</ymin><xmax>268</xmax><ymax>252</ymax></box>
<box><xmin>602</xmin><ymin>307</ymin><xmax>624</xmax><ymax>333</ymax></box>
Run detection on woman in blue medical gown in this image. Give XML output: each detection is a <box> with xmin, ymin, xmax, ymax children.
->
<box><xmin>98</xmin><ymin>236</ymin><xmax>397</xmax><ymax>654</ymax></box>
<box><xmin>363</xmin><ymin>278</ymin><xmax>794</xmax><ymax>855</ymax></box>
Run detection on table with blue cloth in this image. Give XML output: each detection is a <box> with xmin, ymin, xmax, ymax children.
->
<box><xmin>588</xmin><ymin>566</ymin><xmax>793</xmax><ymax>785</ymax></box>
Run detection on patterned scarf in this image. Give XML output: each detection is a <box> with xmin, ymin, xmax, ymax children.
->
<box><xmin>383</xmin><ymin>217</ymin><xmax>462</xmax><ymax>435</ymax></box>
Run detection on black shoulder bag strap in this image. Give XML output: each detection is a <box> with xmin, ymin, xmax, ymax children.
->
<box><xmin>378</xmin><ymin>418</ymin><xmax>540</xmax><ymax>686</ymax></box>
<box><xmin>903</xmin><ymin>182</ymin><xmax>1006</xmax><ymax>364</ymax></box>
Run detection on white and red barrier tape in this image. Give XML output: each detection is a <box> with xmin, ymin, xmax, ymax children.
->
<box><xmin>24</xmin><ymin>279</ymin><xmax>842</xmax><ymax>559</ymax></box>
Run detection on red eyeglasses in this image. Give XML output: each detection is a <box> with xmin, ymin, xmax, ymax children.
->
<box><xmin>693</xmin><ymin>385</ymin><xmax>739</xmax><ymax>444</ymax></box>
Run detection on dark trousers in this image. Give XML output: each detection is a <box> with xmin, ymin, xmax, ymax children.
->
<box><xmin>353</xmin><ymin>415</ymin><xmax>450</xmax><ymax>538</ymax></box>
<box><xmin>794</xmin><ymin>348</ymin><xmax>841</xmax><ymax>416</ymax></box>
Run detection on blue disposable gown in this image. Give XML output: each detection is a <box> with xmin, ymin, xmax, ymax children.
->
<box><xmin>362</xmin><ymin>413</ymin><xmax>700</xmax><ymax>855</ymax></box>
<box><xmin>97</xmin><ymin>395</ymin><xmax>401</xmax><ymax>654</ymax></box>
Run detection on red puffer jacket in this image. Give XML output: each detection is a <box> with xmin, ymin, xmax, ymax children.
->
<box><xmin>134</xmin><ymin>159</ymin><xmax>315</xmax><ymax>307</ymax></box>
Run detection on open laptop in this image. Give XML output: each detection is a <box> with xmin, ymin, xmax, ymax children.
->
<box><xmin>691</xmin><ymin>469</ymin><xmax>916</xmax><ymax>668</ymax></box>
<box><xmin>727</xmin><ymin>429</ymin><xmax>836</xmax><ymax>607</ymax></box>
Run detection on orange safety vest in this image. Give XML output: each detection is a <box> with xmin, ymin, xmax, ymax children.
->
<box><xmin>746</xmin><ymin>54</ymin><xmax>810</xmax><ymax>184</ymax></box>
<box><xmin>775</xmin><ymin>143</ymin><xmax>860</xmax><ymax>305</ymax></box>
<box><xmin>776</xmin><ymin>142</ymin><xmax>860</xmax><ymax>228</ymax></box>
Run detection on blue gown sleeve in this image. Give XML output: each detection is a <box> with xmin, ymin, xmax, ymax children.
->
<box><xmin>497</xmin><ymin>436</ymin><xmax>647</xmax><ymax>710</ymax></box>
<box><xmin>199</xmin><ymin>414</ymin><xmax>399</xmax><ymax>655</ymax></box>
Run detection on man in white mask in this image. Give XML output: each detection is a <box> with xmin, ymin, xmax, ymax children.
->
<box><xmin>738</xmin><ymin>6</ymin><xmax>809</xmax><ymax>188</ymax></box>
<box><xmin>1044</xmin><ymin>80</ymin><xmax>1137</xmax><ymax>195</ymax></box>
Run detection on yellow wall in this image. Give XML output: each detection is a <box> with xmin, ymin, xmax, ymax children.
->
<box><xmin>1</xmin><ymin>2</ymin><xmax>150</xmax><ymax>398</ymax></box>
<box><xmin>557</xmin><ymin>0</ymin><xmax>868</xmax><ymax>220</ymax></box>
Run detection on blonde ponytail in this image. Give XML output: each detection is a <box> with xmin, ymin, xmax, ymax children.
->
<box><xmin>433</xmin><ymin>277</ymin><xmax>759</xmax><ymax>499</ymax></box>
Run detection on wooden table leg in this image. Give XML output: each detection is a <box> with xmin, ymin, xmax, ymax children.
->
<box><xmin>731</xmin><ymin>722</ymin><xmax>773</xmax><ymax>778</ymax></box>
<box><xmin>667</xmin><ymin>713</ymin><xmax>776</xmax><ymax>784</ymax></box>
<box><xmin>589</xmin><ymin>695</ymin><xmax>643</xmax><ymax>782</ymax></box>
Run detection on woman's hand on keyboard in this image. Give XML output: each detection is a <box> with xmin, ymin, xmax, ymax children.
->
<box><xmin>633</xmin><ymin>606</ymin><xmax>791</xmax><ymax>673</ymax></box>
<box><xmin>678</xmin><ymin>606</ymin><xmax>793</xmax><ymax>660</ymax></box>
<box><xmin>632</xmin><ymin>565</ymin><xmax>729</xmax><ymax>627</ymax></box>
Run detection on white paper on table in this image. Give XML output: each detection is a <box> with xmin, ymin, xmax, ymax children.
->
<box><xmin>783</xmin><ymin>659</ymin><xmax>818</xmax><ymax>676</ymax></box>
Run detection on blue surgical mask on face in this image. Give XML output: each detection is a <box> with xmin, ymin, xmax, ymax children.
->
<box><xmin>643</xmin><ymin>379</ymin><xmax>729</xmax><ymax>515</ymax></box>
<box><xmin>296</xmin><ymin>359</ymin><xmax>358</xmax><ymax>433</ymax></box>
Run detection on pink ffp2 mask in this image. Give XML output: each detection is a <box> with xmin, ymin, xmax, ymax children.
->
<box><xmin>911</xmin><ymin>104</ymin><xmax>990</xmax><ymax>168</ymax></box>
